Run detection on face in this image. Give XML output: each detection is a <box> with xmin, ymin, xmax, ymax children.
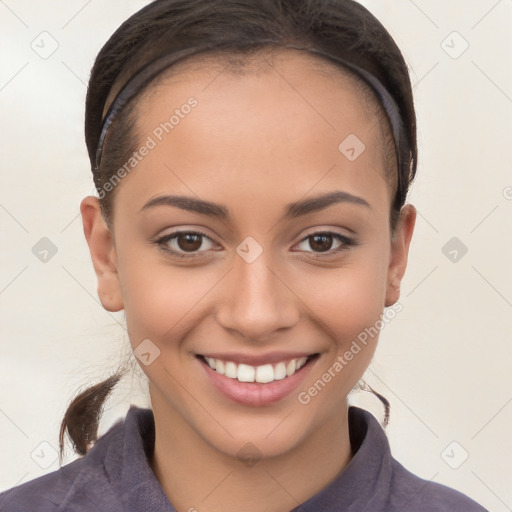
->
<box><xmin>82</xmin><ymin>49</ymin><xmax>415</xmax><ymax>460</ymax></box>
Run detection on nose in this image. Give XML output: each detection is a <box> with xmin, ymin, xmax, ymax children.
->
<box><xmin>215</xmin><ymin>251</ymin><xmax>300</xmax><ymax>342</ymax></box>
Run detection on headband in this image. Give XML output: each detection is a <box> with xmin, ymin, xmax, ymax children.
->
<box><xmin>94</xmin><ymin>40</ymin><xmax>409</xmax><ymax>207</ymax></box>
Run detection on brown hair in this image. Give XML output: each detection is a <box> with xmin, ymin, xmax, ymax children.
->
<box><xmin>59</xmin><ymin>0</ymin><xmax>416</xmax><ymax>458</ymax></box>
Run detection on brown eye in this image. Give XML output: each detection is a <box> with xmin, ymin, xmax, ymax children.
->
<box><xmin>156</xmin><ymin>230</ymin><xmax>217</xmax><ymax>258</ymax></box>
<box><xmin>309</xmin><ymin>233</ymin><xmax>335</xmax><ymax>252</ymax></box>
<box><xmin>177</xmin><ymin>233</ymin><xmax>203</xmax><ymax>252</ymax></box>
<box><xmin>295</xmin><ymin>231</ymin><xmax>357</xmax><ymax>256</ymax></box>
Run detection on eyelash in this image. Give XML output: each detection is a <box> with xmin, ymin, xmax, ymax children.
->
<box><xmin>153</xmin><ymin>229</ymin><xmax>359</xmax><ymax>260</ymax></box>
<box><xmin>154</xmin><ymin>229</ymin><xmax>218</xmax><ymax>260</ymax></box>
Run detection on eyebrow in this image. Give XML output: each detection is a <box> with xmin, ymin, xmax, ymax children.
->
<box><xmin>140</xmin><ymin>190</ymin><xmax>371</xmax><ymax>220</ymax></box>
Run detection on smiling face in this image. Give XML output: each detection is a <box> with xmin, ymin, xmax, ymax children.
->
<box><xmin>81</xmin><ymin>48</ymin><xmax>415</xmax><ymax>463</ymax></box>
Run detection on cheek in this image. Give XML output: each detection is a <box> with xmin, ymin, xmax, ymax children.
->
<box><xmin>294</xmin><ymin>262</ymin><xmax>388</xmax><ymax>414</ymax></box>
<box><xmin>116</xmin><ymin>245</ymin><xmax>220</xmax><ymax>347</ymax></box>
<box><xmin>298</xmin><ymin>257</ymin><xmax>388</xmax><ymax>343</ymax></box>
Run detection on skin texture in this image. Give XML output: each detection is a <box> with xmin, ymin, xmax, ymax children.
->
<box><xmin>81</xmin><ymin>49</ymin><xmax>416</xmax><ymax>512</ymax></box>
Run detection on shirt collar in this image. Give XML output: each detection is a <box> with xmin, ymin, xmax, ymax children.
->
<box><xmin>290</xmin><ymin>406</ymin><xmax>393</xmax><ymax>511</ymax></box>
<box><xmin>106</xmin><ymin>405</ymin><xmax>392</xmax><ymax>511</ymax></box>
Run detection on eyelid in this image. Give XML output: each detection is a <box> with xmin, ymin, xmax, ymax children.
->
<box><xmin>298</xmin><ymin>225</ymin><xmax>357</xmax><ymax>239</ymax></box>
<box><xmin>154</xmin><ymin>227</ymin><xmax>358</xmax><ymax>260</ymax></box>
<box><xmin>154</xmin><ymin>228</ymin><xmax>221</xmax><ymax>259</ymax></box>
<box><xmin>292</xmin><ymin>230</ymin><xmax>358</xmax><ymax>255</ymax></box>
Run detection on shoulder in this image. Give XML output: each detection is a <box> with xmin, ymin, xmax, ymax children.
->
<box><xmin>387</xmin><ymin>456</ymin><xmax>488</xmax><ymax>511</ymax></box>
<box><xmin>0</xmin><ymin>416</ymin><xmax>126</xmax><ymax>512</ymax></box>
<box><xmin>348</xmin><ymin>407</ymin><xmax>488</xmax><ymax>512</ymax></box>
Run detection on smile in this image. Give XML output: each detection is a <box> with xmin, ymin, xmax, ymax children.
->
<box><xmin>196</xmin><ymin>352</ymin><xmax>320</xmax><ymax>406</ymax></box>
<box><xmin>199</xmin><ymin>355</ymin><xmax>311</xmax><ymax>383</ymax></box>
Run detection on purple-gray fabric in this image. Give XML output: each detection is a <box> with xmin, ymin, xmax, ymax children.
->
<box><xmin>0</xmin><ymin>406</ymin><xmax>487</xmax><ymax>511</ymax></box>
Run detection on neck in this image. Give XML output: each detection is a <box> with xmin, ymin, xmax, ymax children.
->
<box><xmin>149</xmin><ymin>387</ymin><xmax>353</xmax><ymax>512</ymax></box>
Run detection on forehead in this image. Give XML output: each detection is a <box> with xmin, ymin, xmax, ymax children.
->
<box><xmin>134</xmin><ymin>47</ymin><xmax>380</xmax><ymax>153</ymax></box>
<box><xmin>113</xmin><ymin>47</ymin><xmax>390</xmax><ymax>225</ymax></box>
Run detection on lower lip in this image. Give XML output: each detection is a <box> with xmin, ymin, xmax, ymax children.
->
<box><xmin>198</xmin><ymin>356</ymin><xmax>317</xmax><ymax>407</ymax></box>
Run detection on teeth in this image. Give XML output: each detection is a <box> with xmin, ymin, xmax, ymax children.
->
<box><xmin>238</xmin><ymin>364</ymin><xmax>255</xmax><ymax>382</ymax></box>
<box><xmin>297</xmin><ymin>357</ymin><xmax>307</xmax><ymax>369</ymax></box>
<box><xmin>255</xmin><ymin>364</ymin><xmax>274</xmax><ymax>383</ymax></box>
<box><xmin>203</xmin><ymin>355</ymin><xmax>311</xmax><ymax>383</ymax></box>
<box><xmin>225</xmin><ymin>361</ymin><xmax>237</xmax><ymax>379</ymax></box>
<box><xmin>274</xmin><ymin>362</ymin><xmax>287</xmax><ymax>380</ymax></box>
<box><xmin>286</xmin><ymin>359</ymin><xmax>296</xmax><ymax>376</ymax></box>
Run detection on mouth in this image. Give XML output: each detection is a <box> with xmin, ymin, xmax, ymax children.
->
<box><xmin>196</xmin><ymin>353</ymin><xmax>318</xmax><ymax>383</ymax></box>
<box><xmin>196</xmin><ymin>353</ymin><xmax>320</xmax><ymax>406</ymax></box>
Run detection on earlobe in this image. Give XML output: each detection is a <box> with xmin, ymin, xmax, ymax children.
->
<box><xmin>385</xmin><ymin>204</ymin><xmax>416</xmax><ymax>307</ymax></box>
<box><xmin>80</xmin><ymin>196</ymin><xmax>124</xmax><ymax>312</ymax></box>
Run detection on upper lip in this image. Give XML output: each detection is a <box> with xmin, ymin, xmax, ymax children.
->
<box><xmin>197</xmin><ymin>351</ymin><xmax>318</xmax><ymax>366</ymax></box>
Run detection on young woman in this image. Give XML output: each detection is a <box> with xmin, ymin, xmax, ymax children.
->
<box><xmin>0</xmin><ymin>0</ymin><xmax>488</xmax><ymax>510</ymax></box>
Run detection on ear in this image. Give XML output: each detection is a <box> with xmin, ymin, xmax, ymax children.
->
<box><xmin>385</xmin><ymin>204</ymin><xmax>416</xmax><ymax>307</ymax></box>
<box><xmin>80</xmin><ymin>196</ymin><xmax>124</xmax><ymax>312</ymax></box>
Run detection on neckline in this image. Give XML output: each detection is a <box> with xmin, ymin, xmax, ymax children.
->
<box><xmin>104</xmin><ymin>405</ymin><xmax>391</xmax><ymax>511</ymax></box>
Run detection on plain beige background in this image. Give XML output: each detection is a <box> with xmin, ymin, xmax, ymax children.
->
<box><xmin>1</xmin><ymin>1</ymin><xmax>511</xmax><ymax>510</ymax></box>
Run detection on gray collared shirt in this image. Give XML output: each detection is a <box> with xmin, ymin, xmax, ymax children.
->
<box><xmin>0</xmin><ymin>406</ymin><xmax>488</xmax><ymax>511</ymax></box>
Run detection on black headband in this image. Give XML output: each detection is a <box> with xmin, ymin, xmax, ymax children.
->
<box><xmin>94</xmin><ymin>41</ymin><xmax>409</xmax><ymax>207</ymax></box>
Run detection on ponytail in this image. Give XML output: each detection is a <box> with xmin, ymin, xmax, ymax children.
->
<box><xmin>58</xmin><ymin>368</ymin><xmax>126</xmax><ymax>461</ymax></box>
<box><xmin>355</xmin><ymin>380</ymin><xmax>391</xmax><ymax>427</ymax></box>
